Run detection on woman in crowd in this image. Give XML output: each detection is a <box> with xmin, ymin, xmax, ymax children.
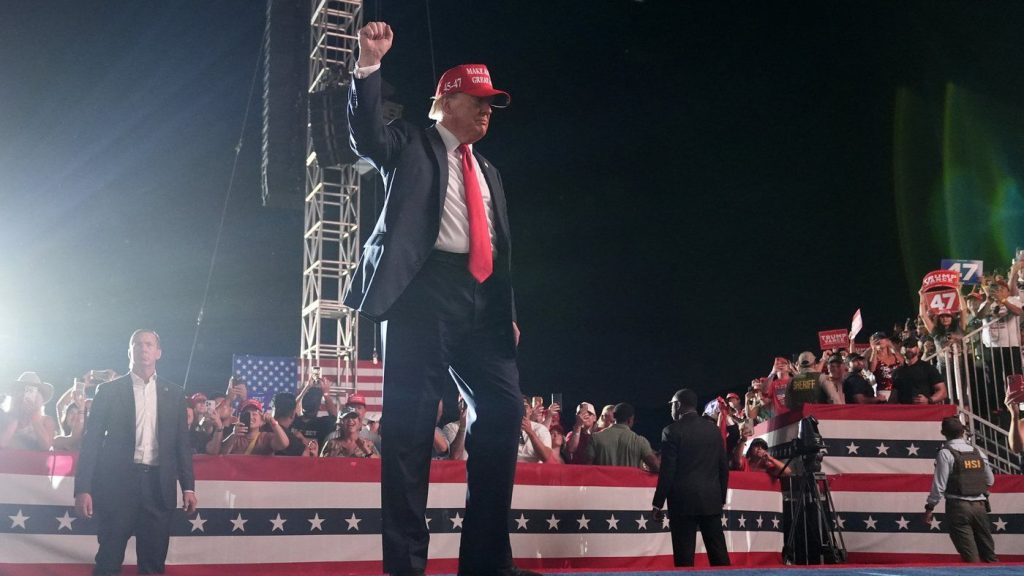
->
<box><xmin>0</xmin><ymin>372</ymin><xmax>57</xmax><ymax>451</ymax></box>
<box><xmin>547</xmin><ymin>424</ymin><xmax>566</xmax><ymax>464</ymax></box>
<box><xmin>596</xmin><ymin>404</ymin><xmax>616</xmax><ymax>432</ymax></box>
<box><xmin>918</xmin><ymin>289</ymin><xmax>968</xmax><ymax>355</ymax></box>
<box><xmin>322</xmin><ymin>408</ymin><xmax>379</xmax><ymax>458</ymax></box>
<box><xmin>867</xmin><ymin>332</ymin><xmax>903</xmax><ymax>401</ymax></box>
<box><xmin>220</xmin><ymin>400</ymin><xmax>289</xmax><ymax>455</ymax></box>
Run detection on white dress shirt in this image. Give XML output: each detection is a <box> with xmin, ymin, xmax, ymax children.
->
<box><xmin>130</xmin><ymin>371</ymin><xmax>160</xmax><ymax>465</ymax></box>
<box><xmin>433</xmin><ymin>123</ymin><xmax>497</xmax><ymax>254</ymax></box>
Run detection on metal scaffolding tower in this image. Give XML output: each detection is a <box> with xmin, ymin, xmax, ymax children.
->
<box><xmin>301</xmin><ymin>0</ymin><xmax>362</xmax><ymax>384</ymax></box>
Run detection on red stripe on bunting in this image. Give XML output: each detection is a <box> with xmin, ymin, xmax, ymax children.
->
<box><xmin>755</xmin><ymin>404</ymin><xmax>958</xmax><ymax>434</ymax></box>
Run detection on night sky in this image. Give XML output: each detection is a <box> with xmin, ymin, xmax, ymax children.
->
<box><xmin>3</xmin><ymin>1</ymin><xmax>1023</xmax><ymax>440</ymax></box>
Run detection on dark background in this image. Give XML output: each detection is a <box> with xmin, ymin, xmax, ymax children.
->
<box><xmin>2</xmin><ymin>1</ymin><xmax>1023</xmax><ymax>441</ymax></box>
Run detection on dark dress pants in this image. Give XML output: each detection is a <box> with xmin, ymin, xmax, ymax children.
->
<box><xmin>93</xmin><ymin>465</ymin><xmax>174</xmax><ymax>575</ymax></box>
<box><xmin>380</xmin><ymin>253</ymin><xmax>521</xmax><ymax>576</ymax></box>
<box><xmin>669</xmin><ymin>513</ymin><xmax>730</xmax><ymax>567</ymax></box>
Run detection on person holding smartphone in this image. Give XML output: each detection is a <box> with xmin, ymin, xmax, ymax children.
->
<box><xmin>1005</xmin><ymin>382</ymin><xmax>1024</xmax><ymax>454</ymax></box>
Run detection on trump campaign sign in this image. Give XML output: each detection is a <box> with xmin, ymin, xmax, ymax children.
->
<box><xmin>818</xmin><ymin>329</ymin><xmax>849</xmax><ymax>350</ymax></box>
<box><xmin>939</xmin><ymin>259</ymin><xmax>984</xmax><ymax>285</ymax></box>
<box><xmin>921</xmin><ymin>269</ymin><xmax>961</xmax><ymax>292</ymax></box>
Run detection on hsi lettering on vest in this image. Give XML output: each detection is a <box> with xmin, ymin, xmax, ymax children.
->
<box><xmin>947</xmin><ymin>447</ymin><xmax>988</xmax><ymax>497</ymax></box>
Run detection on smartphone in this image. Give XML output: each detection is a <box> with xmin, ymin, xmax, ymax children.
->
<box><xmin>550</xmin><ymin>393</ymin><xmax>562</xmax><ymax>407</ymax></box>
<box><xmin>1007</xmin><ymin>374</ymin><xmax>1024</xmax><ymax>396</ymax></box>
<box><xmin>532</xmin><ymin>396</ymin><xmax>544</xmax><ymax>409</ymax></box>
<box><xmin>205</xmin><ymin>399</ymin><xmax>217</xmax><ymax>412</ymax></box>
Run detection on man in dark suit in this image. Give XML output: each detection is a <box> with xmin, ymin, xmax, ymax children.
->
<box><xmin>652</xmin><ymin>388</ymin><xmax>730</xmax><ymax>567</ymax></box>
<box><xmin>345</xmin><ymin>22</ymin><xmax>532</xmax><ymax>576</ymax></box>
<box><xmin>74</xmin><ymin>330</ymin><xmax>197</xmax><ymax>576</ymax></box>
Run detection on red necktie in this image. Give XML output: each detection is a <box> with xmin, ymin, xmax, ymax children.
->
<box><xmin>459</xmin><ymin>144</ymin><xmax>493</xmax><ymax>283</ymax></box>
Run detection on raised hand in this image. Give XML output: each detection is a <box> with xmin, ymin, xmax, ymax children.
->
<box><xmin>358</xmin><ymin>21</ymin><xmax>393</xmax><ymax>67</ymax></box>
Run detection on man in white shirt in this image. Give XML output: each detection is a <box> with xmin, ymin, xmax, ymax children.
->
<box><xmin>518</xmin><ymin>397</ymin><xmax>553</xmax><ymax>463</ymax></box>
<box><xmin>75</xmin><ymin>330</ymin><xmax>197</xmax><ymax>575</ymax></box>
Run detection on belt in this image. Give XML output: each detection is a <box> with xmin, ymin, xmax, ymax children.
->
<box><xmin>134</xmin><ymin>463</ymin><xmax>159</xmax><ymax>472</ymax></box>
<box><xmin>429</xmin><ymin>250</ymin><xmax>470</xmax><ymax>265</ymax></box>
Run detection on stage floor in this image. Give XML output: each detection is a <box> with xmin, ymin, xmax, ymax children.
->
<box><xmin>551</xmin><ymin>565</ymin><xmax>1024</xmax><ymax>576</ymax></box>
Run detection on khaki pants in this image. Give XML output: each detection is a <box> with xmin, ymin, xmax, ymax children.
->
<box><xmin>946</xmin><ymin>499</ymin><xmax>998</xmax><ymax>563</ymax></box>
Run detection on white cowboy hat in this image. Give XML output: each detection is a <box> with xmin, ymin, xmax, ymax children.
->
<box><xmin>2</xmin><ymin>372</ymin><xmax>55</xmax><ymax>404</ymax></box>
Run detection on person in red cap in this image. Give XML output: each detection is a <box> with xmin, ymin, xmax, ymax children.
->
<box><xmin>345</xmin><ymin>21</ymin><xmax>532</xmax><ymax>576</ymax></box>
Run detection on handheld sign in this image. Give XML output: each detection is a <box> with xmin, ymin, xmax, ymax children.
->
<box><xmin>818</xmin><ymin>329</ymin><xmax>849</xmax><ymax>351</ymax></box>
<box><xmin>922</xmin><ymin>269</ymin><xmax>961</xmax><ymax>292</ymax></box>
<box><xmin>926</xmin><ymin>289</ymin><xmax>961</xmax><ymax>315</ymax></box>
<box><xmin>940</xmin><ymin>259</ymin><xmax>984</xmax><ymax>285</ymax></box>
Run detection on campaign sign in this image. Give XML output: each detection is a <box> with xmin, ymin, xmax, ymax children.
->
<box><xmin>921</xmin><ymin>269</ymin><xmax>961</xmax><ymax>292</ymax></box>
<box><xmin>818</xmin><ymin>329</ymin><xmax>849</xmax><ymax>350</ymax></box>
<box><xmin>940</xmin><ymin>259</ymin><xmax>984</xmax><ymax>285</ymax></box>
<box><xmin>925</xmin><ymin>289</ymin><xmax>960</xmax><ymax>315</ymax></box>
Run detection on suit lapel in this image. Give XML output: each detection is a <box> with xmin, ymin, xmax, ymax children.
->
<box><xmin>426</xmin><ymin>126</ymin><xmax>449</xmax><ymax>216</ymax></box>
<box><xmin>474</xmin><ymin>150</ymin><xmax>511</xmax><ymax>249</ymax></box>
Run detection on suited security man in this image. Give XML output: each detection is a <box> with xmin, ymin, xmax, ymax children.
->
<box><xmin>652</xmin><ymin>388</ymin><xmax>731</xmax><ymax>567</ymax></box>
<box><xmin>74</xmin><ymin>330</ymin><xmax>197</xmax><ymax>575</ymax></box>
<box><xmin>345</xmin><ymin>22</ymin><xmax>535</xmax><ymax>576</ymax></box>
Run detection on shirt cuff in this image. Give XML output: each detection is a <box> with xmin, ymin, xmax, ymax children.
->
<box><xmin>183</xmin><ymin>490</ymin><xmax>196</xmax><ymax>494</ymax></box>
<box><xmin>353</xmin><ymin>63</ymin><xmax>380</xmax><ymax>79</ymax></box>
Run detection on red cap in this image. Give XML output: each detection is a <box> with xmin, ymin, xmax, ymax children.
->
<box><xmin>434</xmin><ymin>64</ymin><xmax>510</xmax><ymax>107</ymax></box>
<box><xmin>240</xmin><ymin>399</ymin><xmax>263</xmax><ymax>413</ymax></box>
<box><xmin>346</xmin><ymin>394</ymin><xmax>367</xmax><ymax>407</ymax></box>
<box><xmin>188</xmin><ymin>393</ymin><xmax>208</xmax><ymax>407</ymax></box>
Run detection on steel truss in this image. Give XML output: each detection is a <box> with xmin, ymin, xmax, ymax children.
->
<box><xmin>301</xmin><ymin>0</ymin><xmax>362</xmax><ymax>385</ymax></box>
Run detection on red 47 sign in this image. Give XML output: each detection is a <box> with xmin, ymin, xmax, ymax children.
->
<box><xmin>926</xmin><ymin>289</ymin><xmax>960</xmax><ymax>314</ymax></box>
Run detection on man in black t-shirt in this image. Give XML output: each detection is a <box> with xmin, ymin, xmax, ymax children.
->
<box><xmin>891</xmin><ymin>338</ymin><xmax>948</xmax><ymax>404</ymax></box>
<box><xmin>291</xmin><ymin>388</ymin><xmax>335</xmax><ymax>446</ymax></box>
<box><xmin>843</xmin><ymin>353</ymin><xmax>883</xmax><ymax>404</ymax></box>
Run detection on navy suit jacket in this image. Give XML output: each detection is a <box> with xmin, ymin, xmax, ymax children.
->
<box><xmin>653</xmin><ymin>412</ymin><xmax>730</xmax><ymax>516</ymax></box>
<box><xmin>74</xmin><ymin>374</ymin><xmax>195</xmax><ymax>510</ymax></box>
<box><xmin>343</xmin><ymin>70</ymin><xmax>515</xmax><ymax>323</ymax></box>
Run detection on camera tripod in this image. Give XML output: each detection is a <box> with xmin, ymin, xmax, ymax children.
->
<box><xmin>780</xmin><ymin>455</ymin><xmax>847</xmax><ymax>565</ymax></box>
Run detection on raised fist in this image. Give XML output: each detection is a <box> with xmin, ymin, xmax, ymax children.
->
<box><xmin>358</xmin><ymin>21</ymin><xmax>393</xmax><ymax>68</ymax></box>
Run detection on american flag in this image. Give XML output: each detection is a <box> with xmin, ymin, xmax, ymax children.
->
<box><xmin>232</xmin><ymin>355</ymin><xmax>383</xmax><ymax>417</ymax></box>
<box><xmin>231</xmin><ymin>355</ymin><xmax>300</xmax><ymax>407</ymax></box>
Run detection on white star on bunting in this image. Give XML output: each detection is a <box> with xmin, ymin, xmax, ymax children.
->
<box><xmin>189</xmin><ymin>513</ymin><xmax>207</xmax><ymax>533</ymax></box>
<box><xmin>346</xmin><ymin>513</ymin><xmax>362</xmax><ymax>531</ymax></box>
<box><xmin>9</xmin><ymin>510</ymin><xmax>29</xmax><ymax>529</ymax></box>
<box><xmin>425</xmin><ymin>515</ymin><xmax>432</xmax><ymax>529</ymax></box>
<box><xmin>635</xmin><ymin>515</ymin><xmax>648</xmax><ymax>530</ymax></box>
<box><xmin>737</xmin><ymin>515</ymin><xmax>747</xmax><ymax>528</ymax></box>
<box><xmin>577</xmin><ymin>514</ymin><xmax>590</xmax><ymax>530</ymax></box>
<box><xmin>895</xmin><ymin>516</ymin><xmax>910</xmax><ymax>530</ymax></box>
<box><xmin>929</xmin><ymin>517</ymin><xmax>941</xmax><ymax>530</ymax></box>
<box><xmin>546</xmin><ymin>514</ymin><xmax>560</xmax><ymax>530</ymax></box>
<box><xmin>755</xmin><ymin>516</ymin><xmax>764</xmax><ymax>528</ymax></box>
<box><xmin>515</xmin><ymin>514</ymin><xmax>529</xmax><ymax>530</ymax></box>
<box><xmin>835</xmin><ymin>515</ymin><xmax>845</xmax><ymax>529</ymax></box>
<box><xmin>308</xmin><ymin>513</ymin><xmax>325</xmax><ymax>531</ymax></box>
<box><xmin>864</xmin><ymin>516</ymin><xmax>877</xmax><ymax>530</ymax></box>
<box><xmin>56</xmin><ymin>511</ymin><xmax>76</xmax><ymax>531</ymax></box>
<box><xmin>230</xmin><ymin>514</ymin><xmax>248</xmax><ymax>532</ymax></box>
<box><xmin>993</xmin><ymin>517</ymin><xmax>1008</xmax><ymax>531</ymax></box>
<box><xmin>449</xmin><ymin>513</ymin><xmax>463</xmax><ymax>530</ymax></box>
<box><xmin>906</xmin><ymin>443</ymin><xmax>920</xmax><ymax>456</ymax></box>
<box><xmin>606</xmin><ymin>514</ymin><xmax>619</xmax><ymax>530</ymax></box>
<box><xmin>845</xmin><ymin>442</ymin><xmax>860</xmax><ymax>455</ymax></box>
<box><xmin>720</xmin><ymin>514</ymin><xmax>728</xmax><ymax>527</ymax></box>
<box><xmin>771</xmin><ymin>516</ymin><xmax>780</xmax><ymax>529</ymax></box>
<box><xmin>876</xmin><ymin>442</ymin><xmax>890</xmax><ymax>456</ymax></box>
<box><xmin>661</xmin><ymin>515</ymin><xmax>670</xmax><ymax>529</ymax></box>
<box><xmin>270</xmin><ymin>513</ymin><xmax>287</xmax><ymax>532</ymax></box>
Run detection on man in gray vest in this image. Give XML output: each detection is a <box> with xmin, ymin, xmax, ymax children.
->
<box><xmin>923</xmin><ymin>416</ymin><xmax>997</xmax><ymax>563</ymax></box>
